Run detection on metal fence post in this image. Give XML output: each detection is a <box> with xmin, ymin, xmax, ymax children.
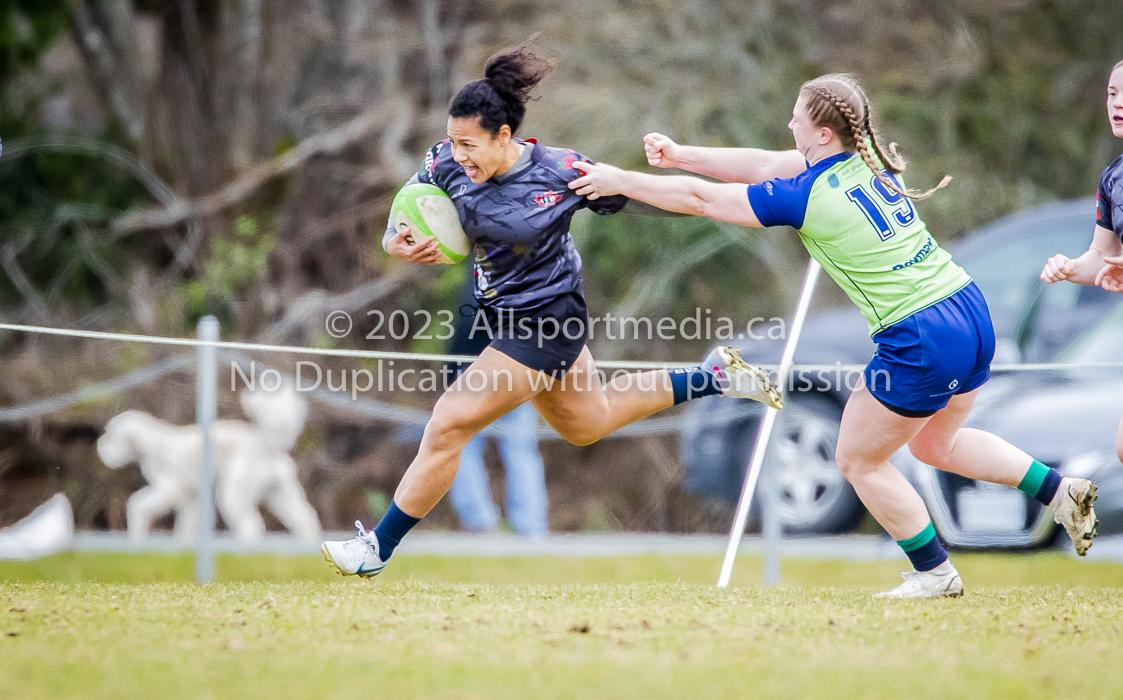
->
<box><xmin>718</xmin><ymin>260</ymin><xmax>821</xmax><ymax>588</ymax></box>
<box><xmin>194</xmin><ymin>316</ymin><xmax>219</xmax><ymax>584</ymax></box>
<box><xmin>761</xmin><ymin>410</ymin><xmax>785</xmax><ymax>586</ymax></box>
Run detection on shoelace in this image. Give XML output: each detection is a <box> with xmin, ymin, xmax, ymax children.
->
<box><xmin>351</xmin><ymin>520</ymin><xmax>379</xmax><ymax>556</ymax></box>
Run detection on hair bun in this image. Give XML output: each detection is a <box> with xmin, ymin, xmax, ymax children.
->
<box><xmin>448</xmin><ymin>34</ymin><xmax>556</xmax><ymax>137</ymax></box>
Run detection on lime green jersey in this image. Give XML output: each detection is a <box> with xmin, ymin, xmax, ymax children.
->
<box><xmin>747</xmin><ymin>151</ymin><xmax>971</xmax><ymax>335</ymax></box>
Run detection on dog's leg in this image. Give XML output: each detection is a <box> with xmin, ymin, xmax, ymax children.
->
<box><xmin>263</xmin><ymin>456</ymin><xmax>321</xmax><ymax>540</ymax></box>
<box><xmin>217</xmin><ymin>462</ymin><xmax>267</xmax><ymax>542</ymax></box>
<box><xmin>174</xmin><ymin>497</ymin><xmax>201</xmax><ymax>542</ymax></box>
<box><xmin>126</xmin><ymin>483</ymin><xmax>184</xmax><ymax>543</ymax></box>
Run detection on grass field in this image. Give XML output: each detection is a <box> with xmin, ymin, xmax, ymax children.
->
<box><xmin>2</xmin><ymin>551</ymin><xmax>1122</xmax><ymax>699</ymax></box>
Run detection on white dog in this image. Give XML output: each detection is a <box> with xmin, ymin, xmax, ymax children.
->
<box><xmin>97</xmin><ymin>383</ymin><xmax>320</xmax><ymax>542</ymax></box>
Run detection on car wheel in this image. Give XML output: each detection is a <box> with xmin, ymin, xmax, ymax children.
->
<box><xmin>763</xmin><ymin>393</ymin><xmax>865</xmax><ymax>534</ymax></box>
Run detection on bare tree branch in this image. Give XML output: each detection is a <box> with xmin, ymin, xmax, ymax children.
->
<box><xmin>68</xmin><ymin>0</ymin><xmax>147</xmax><ymax>142</ymax></box>
<box><xmin>257</xmin><ymin>265</ymin><xmax>418</xmax><ymax>343</ymax></box>
<box><xmin>2</xmin><ymin>136</ymin><xmax>183</xmax><ymax>209</ymax></box>
<box><xmin>224</xmin><ymin>0</ymin><xmax>264</xmax><ymax>168</ymax></box>
<box><xmin>1</xmin><ymin>230</ymin><xmax>50</xmax><ymax>322</ymax></box>
<box><xmin>110</xmin><ymin>98</ymin><xmax>406</xmax><ymax>236</ymax></box>
<box><xmin>421</xmin><ymin>0</ymin><xmax>447</xmax><ymax>111</ymax></box>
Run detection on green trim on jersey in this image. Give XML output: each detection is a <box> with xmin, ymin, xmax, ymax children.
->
<box><xmin>798</xmin><ymin>154</ymin><xmax>971</xmax><ymax>335</ymax></box>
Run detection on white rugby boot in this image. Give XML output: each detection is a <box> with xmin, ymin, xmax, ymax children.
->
<box><xmin>322</xmin><ymin>521</ymin><xmax>386</xmax><ymax>578</ymax></box>
<box><xmin>874</xmin><ymin>562</ymin><xmax>964</xmax><ymax>599</ymax></box>
<box><xmin>1050</xmin><ymin>477</ymin><xmax>1098</xmax><ymax>556</ymax></box>
<box><xmin>702</xmin><ymin>346</ymin><xmax>783</xmax><ymax>409</ymax></box>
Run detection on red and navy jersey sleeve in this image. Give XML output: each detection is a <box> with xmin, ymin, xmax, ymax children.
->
<box><xmin>746</xmin><ymin>170</ymin><xmax>817</xmax><ymax>230</ymax></box>
<box><xmin>417</xmin><ymin>140</ymin><xmax>453</xmax><ymax>191</ymax></box>
<box><xmin>547</xmin><ymin>147</ymin><xmax>628</xmax><ymax>216</ymax></box>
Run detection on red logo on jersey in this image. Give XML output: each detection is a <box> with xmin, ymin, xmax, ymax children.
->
<box><xmin>535</xmin><ymin>190</ymin><xmax>562</xmax><ymax>207</ymax></box>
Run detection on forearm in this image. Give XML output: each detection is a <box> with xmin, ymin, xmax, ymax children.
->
<box><xmin>620</xmin><ymin>199</ymin><xmax>690</xmax><ymax>218</ymax></box>
<box><xmin>615</xmin><ymin>171</ymin><xmax>712</xmax><ymax>217</ymax></box>
<box><xmin>675</xmin><ymin>146</ymin><xmax>796</xmax><ymax>183</ymax></box>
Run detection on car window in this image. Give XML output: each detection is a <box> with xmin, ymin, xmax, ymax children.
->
<box><xmin>957</xmin><ymin>225</ymin><xmax>1095</xmax><ymax>314</ymax></box>
<box><xmin>1057</xmin><ymin>300</ymin><xmax>1123</xmax><ymax>364</ymax></box>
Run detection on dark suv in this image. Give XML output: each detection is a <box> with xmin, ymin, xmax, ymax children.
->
<box><xmin>681</xmin><ymin>199</ymin><xmax>1121</xmax><ymax>537</ymax></box>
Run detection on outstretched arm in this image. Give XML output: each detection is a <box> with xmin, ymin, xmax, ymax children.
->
<box><xmin>643</xmin><ymin>132</ymin><xmax>806</xmax><ymax>184</ymax></box>
<box><xmin>569</xmin><ymin>161</ymin><xmax>763</xmax><ymax>228</ymax></box>
<box><xmin>1041</xmin><ymin>225</ymin><xmax>1122</xmax><ymax>287</ymax></box>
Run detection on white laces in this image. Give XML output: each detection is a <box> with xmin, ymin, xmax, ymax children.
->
<box><xmin>344</xmin><ymin>520</ymin><xmax>379</xmax><ymax>557</ymax></box>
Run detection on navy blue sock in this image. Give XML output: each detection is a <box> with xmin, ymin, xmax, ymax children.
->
<box><xmin>669</xmin><ymin>366</ymin><xmax>724</xmax><ymax>405</ymax></box>
<box><xmin>896</xmin><ymin>523</ymin><xmax>948</xmax><ymax>572</ymax></box>
<box><xmin>373</xmin><ymin>501</ymin><xmax>420</xmax><ymax>560</ymax></box>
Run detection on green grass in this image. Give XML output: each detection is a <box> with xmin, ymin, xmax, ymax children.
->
<box><xmin>2</xmin><ymin>552</ymin><xmax>1122</xmax><ymax>699</ymax></box>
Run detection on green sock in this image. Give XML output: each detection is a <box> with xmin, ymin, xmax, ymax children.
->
<box><xmin>1017</xmin><ymin>460</ymin><xmax>1062</xmax><ymax>506</ymax></box>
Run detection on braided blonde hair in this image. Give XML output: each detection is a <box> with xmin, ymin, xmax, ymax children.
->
<box><xmin>800</xmin><ymin>74</ymin><xmax>950</xmax><ymax>200</ymax></box>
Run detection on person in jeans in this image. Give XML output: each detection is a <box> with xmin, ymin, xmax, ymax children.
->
<box><xmin>448</xmin><ymin>270</ymin><xmax>548</xmax><ymax>537</ymax></box>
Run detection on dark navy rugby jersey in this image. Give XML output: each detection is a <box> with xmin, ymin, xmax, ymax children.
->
<box><xmin>1097</xmin><ymin>153</ymin><xmax>1123</xmax><ymax>241</ymax></box>
<box><xmin>408</xmin><ymin>138</ymin><xmax>627</xmax><ymax>311</ymax></box>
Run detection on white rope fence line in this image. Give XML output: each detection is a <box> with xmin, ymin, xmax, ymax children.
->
<box><xmin>0</xmin><ymin>338</ymin><xmax>688</xmax><ymax>440</ymax></box>
<box><xmin>4</xmin><ymin>321</ymin><xmax>1123</xmax><ymax>372</ymax></box>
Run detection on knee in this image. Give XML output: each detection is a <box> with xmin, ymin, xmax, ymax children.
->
<box><xmin>422</xmin><ymin>412</ymin><xmax>480</xmax><ymax>453</ymax></box>
<box><xmin>557</xmin><ymin>425</ymin><xmax>602</xmax><ymax>447</ymax></box>
<box><xmin>907</xmin><ymin>436</ymin><xmax>950</xmax><ymax>468</ymax></box>
<box><xmin>834</xmin><ymin>444</ymin><xmax>872</xmax><ymax>484</ymax></box>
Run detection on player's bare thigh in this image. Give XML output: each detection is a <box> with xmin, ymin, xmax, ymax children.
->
<box><xmin>906</xmin><ymin>389</ymin><xmax>978</xmax><ymax>465</ymax></box>
<box><xmin>530</xmin><ymin>346</ymin><xmax>609</xmax><ymax>443</ymax></box>
<box><xmin>426</xmin><ymin>346</ymin><xmax>544</xmax><ymax>443</ymax></box>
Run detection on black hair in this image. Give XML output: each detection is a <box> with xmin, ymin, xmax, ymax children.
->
<box><xmin>448</xmin><ymin>34</ymin><xmax>556</xmax><ymax>137</ymax></box>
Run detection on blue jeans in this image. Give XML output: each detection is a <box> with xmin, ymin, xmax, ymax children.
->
<box><xmin>449</xmin><ymin>402</ymin><xmax>548</xmax><ymax>537</ymax></box>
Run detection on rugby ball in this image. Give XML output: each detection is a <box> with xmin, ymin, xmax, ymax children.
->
<box><xmin>390</xmin><ymin>183</ymin><xmax>469</xmax><ymax>264</ymax></box>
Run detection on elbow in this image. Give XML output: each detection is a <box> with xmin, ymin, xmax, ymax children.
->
<box><xmin>688</xmin><ymin>188</ymin><xmax>713</xmax><ymax>218</ymax></box>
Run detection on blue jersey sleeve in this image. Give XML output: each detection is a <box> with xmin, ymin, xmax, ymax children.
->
<box><xmin>746</xmin><ymin>174</ymin><xmax>814</xmax><ymax>230</ymax></box>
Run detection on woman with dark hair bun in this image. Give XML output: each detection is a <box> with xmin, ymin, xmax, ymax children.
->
<box><xmin>322</xmin><ymin>36</ymin><xmax>780</xmax><ymax>579</ymax></box>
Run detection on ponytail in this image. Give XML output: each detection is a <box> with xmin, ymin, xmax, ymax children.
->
<box><xmin>448</xmin><ymin>34</ymin><xmax>557</xmax><ymax>136</ymax></box>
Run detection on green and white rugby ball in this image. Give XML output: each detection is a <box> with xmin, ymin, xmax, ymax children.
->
<box><xmin>390</xmin><ymin>183</ymin><xmax>469</xmax><ymax>264</ymax></box>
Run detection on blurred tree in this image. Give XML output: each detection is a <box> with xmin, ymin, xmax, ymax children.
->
<box><xmin>2</xmin><ymin>0</ymin><xmax>1123</xmax><ymax>531</ymax></box>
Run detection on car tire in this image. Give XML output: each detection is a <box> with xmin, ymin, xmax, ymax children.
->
<box><xmin>762</xmin><ymin>392</ymin><xmax>865</xmax><ymax>534</ymax></box>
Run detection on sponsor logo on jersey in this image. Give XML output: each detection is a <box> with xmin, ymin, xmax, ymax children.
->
<box><xmin>892</xmin><ymin>237</ymin><xmax>935</xmax><ymax>271</ymax></box>
<box><xmin>424</xmin><ymin>149</ymin><xmax>436</xmax><ymax>174</ymax></box>
<box><xmin>535</xmin><ymin>190</ymin><xmax>562</xmax><ymax>207</ymax></box>
<box><xmin>764</xmin><ymin>182</ymin><xmax>774</xmax><ymax>195</ymax></box>
<box><xmin>827</xmin><ymin>174</ymin><xmax>840</xmax><ymax>189</ymax></box>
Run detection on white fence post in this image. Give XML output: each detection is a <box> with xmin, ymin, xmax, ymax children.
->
<box><xmin>194</xmin><ymin>315</ymin><xmax>219</xmax><ymax>584</ymax></box>
<box><xmin>717</xmin><ymin>260</ymin><xmax>821</xmax><ymax>588</ymax></box>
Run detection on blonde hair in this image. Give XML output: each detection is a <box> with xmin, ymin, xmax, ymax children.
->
<box><xmin>1111</xmin><ymin>59</ymin><xmax>1123</xmax><ymax>77</ymax></box>
<box><xmin>800</xmin><ymin>74</ymin><xmax>950</xmax><ymax>200</ymax></box>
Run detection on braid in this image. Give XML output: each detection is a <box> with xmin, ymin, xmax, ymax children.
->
<box><xmin>802</xmin><ymin>77</ymin><xmax>950</xmax><ymax>201</ymax></box>
<box><xmin>863</xmin><ymin>107</ymin><xmax>904</xmax><ymax>174</ymax></box>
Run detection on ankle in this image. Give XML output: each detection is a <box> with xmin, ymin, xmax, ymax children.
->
<box><xmin>927</xmin><ymin>560</ymin><xmax>955</xmax><ymax>575</ymax></box>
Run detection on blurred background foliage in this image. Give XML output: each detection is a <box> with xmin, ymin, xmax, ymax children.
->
<box><xmin>1</xmin><ymin>0</ymin><xmax>1122</xmax><ymax>531</ymax></box>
